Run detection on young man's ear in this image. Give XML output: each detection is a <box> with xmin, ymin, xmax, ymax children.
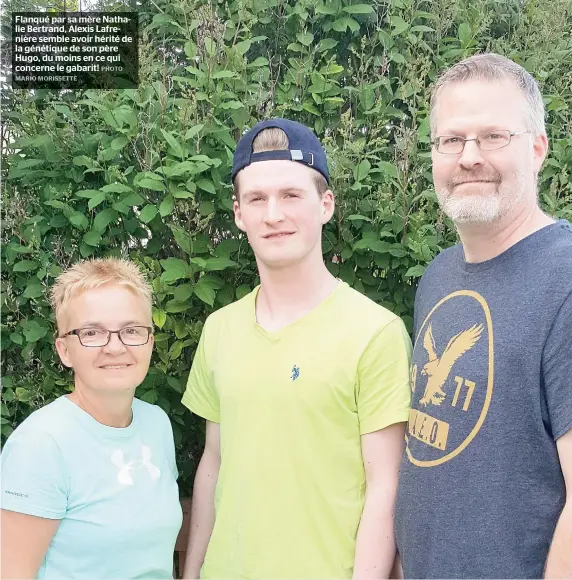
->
<box><xmin>233</xmin><ymin>199</ymin><xmax>247</xmax><ymax>232</ymax></box>
<box><xmin>321</xmin><ymin>189</ymin><xmax>335</xmax><ymax>225</ymax></box>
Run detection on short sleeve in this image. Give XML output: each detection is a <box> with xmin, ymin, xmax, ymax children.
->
<box><xmin>357</xmin><ymin>317</ymin><xmax>412</xmax><ymax>435</ymax></box>
<box><xmin>159</xmin><ymin>409</ymin><xmax>179</xmax><ymax>480</ymax></box>
<box><xmin>543</xmin><ymin>293</ymin><xmax>572</xmax><ymax>440</ymax></box>
<box><xmin>1</xmin><ymin>427</ymin><xmax>67</xmax><ymax>519</ymax></box>
<box><xmin>182</xmin><ymin>319</ymin><xmax>220</xmax><ymax>423</ymax></box>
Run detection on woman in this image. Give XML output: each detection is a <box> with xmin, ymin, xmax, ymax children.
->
<box><xmin>1</xmin><ymin>258</ymin><xmax>183</xmax><ymax>578</ymax></box>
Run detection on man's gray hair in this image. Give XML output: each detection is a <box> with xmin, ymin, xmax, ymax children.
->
<box><xmin>430</xmin><ymin>53</ymin><xmax>546</xmax><ymax>137</ymax></box>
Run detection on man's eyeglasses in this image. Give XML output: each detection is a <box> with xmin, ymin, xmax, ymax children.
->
<box><xmin>431</xmin><ymin>130</ymin><xmax>531</xmax><ymax>154</ymax></box>
<box><xmin>61</xmin><ymin>326</ymin><xmax>153</xmax><ymax>347</ymax></box>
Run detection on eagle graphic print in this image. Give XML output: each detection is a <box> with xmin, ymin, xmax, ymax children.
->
<box><xmin>406</xmin><ymin>290</ymin><xmax>494</xmax><ymax>467</ymax></box>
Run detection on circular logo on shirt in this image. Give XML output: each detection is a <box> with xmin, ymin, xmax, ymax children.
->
<box><xmin>405</xmin><ymin>290</ymin><xmax>494</xmax><ymax>467</ymax></box>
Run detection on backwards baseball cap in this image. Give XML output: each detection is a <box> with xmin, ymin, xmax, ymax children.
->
<box><xmin>231</xmin><ymin>118</ymin><xmax>330</xmax><ymax>184</ymax></box>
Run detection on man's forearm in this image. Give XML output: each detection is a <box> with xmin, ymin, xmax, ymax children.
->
<box><xmin>182</xmin><ymin>457</ymin><xmax>219</xmax><ymax>579</ymax></box>
<box><xmin>352</xmin><ymin>490</ymin><xmax>396</xmax><ymax>580</ymax></box>
<box><xmin>545</xmin><ymin>502</ymin><xmax>572</xmax><ymax>578</ymax></box>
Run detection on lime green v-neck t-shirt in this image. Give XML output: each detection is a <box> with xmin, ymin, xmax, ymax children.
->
<box><xmin>182</xmin><ymin>282</ymin><xmax>411</xmax><ymax>579</ymax></box>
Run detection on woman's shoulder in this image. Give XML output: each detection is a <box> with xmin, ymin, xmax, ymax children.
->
<box><xmin>132</xmin><ymin>397</ymin><xmax>171</xmax><ymax>428</ymax></box>
<box><xmin>9</xmin><ymin>396</ymin><xmax>72</xmax><ymax>440</ymax></box>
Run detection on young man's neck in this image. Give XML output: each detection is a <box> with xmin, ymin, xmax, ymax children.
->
<box><xmin>67</xmin><ymin>386</ymin><xmax>134</xmax><ymax>428</ymax></box>
<box><xmin>456</xmin><ymin>204</ymin><xmax>554</xmax><ymax>264</ymax></box>
<box><xmin>255</xmin><ymin>257</ymin><xmax>339</xmax><ymax>333</ymax></box>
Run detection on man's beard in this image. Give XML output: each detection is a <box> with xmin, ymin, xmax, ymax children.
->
<box><xmin>436</xmin><ymin>169</ymin><xmax>526</xmax><ymax>224</ymax></box>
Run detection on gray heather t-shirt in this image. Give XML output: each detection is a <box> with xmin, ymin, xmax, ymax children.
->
<box><xmin>395</xmin><ymin>219</ymin><xmax>572</xmax><ymax>579</ymax></box>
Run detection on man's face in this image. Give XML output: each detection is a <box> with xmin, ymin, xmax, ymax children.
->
<box><xmin>233</xmin><ymin>160</ymin><xmax>334</xmax><ymax>269</ymax></box>
<box><xmin>431</xmin><ymin>79</ymin><xmax>548</xmax><ymax>224</ymax></box>
<box><xmin>55</xmin><ymin>284</ymin><xmax>154</xmax><ymax>395</ymax></box>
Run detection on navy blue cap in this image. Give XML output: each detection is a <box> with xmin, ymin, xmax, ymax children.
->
<box><xmin>232</xmin><ymin>118</ymin><xmax>330</xmax><ymax>184</ymax></box>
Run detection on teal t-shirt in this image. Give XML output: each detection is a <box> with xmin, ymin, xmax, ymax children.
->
<box><xmin>1</xmin><ymin>395</ymin><xmax>183</xmax><ymax>579</ymax></box>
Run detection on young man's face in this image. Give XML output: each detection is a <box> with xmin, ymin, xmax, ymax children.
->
<box><xmin>431</xmin><ymin>78</ymin><xmax>548</xmax><ymax>224</ymax></box>
<box><xmin>233</xmin><ymin>160</ymin><xmax>334</xmax><ymax>269</ymax></box>
<box><xmin>55</xmin><ymin>284</ymin><xmax>154</xmax><ymax>395</ymax></box>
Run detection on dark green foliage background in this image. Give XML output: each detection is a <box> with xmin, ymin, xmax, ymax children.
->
<box><xmin>2</xmin><ymin>0</ymin><xmax>572</xmax><ymax>495</ymax></box>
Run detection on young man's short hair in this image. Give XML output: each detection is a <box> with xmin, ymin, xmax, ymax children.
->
<box><xmin>233</xmin><ymin>127</ymin><xmax>329</xmax><ymax>200</ymax></box>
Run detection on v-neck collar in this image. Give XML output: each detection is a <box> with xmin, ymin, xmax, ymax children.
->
<box><xmin>249</xmin><ymin>280</ymin><xmax>347</xmax><ymax>342</ymax></box>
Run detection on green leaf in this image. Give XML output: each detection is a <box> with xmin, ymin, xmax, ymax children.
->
<box><xmin>10</xmin><ymin>333</ymin><xmax>23</xmax><ymax>345</ymax></box>
<box><xmin>410</xmin><ymin>25</ymin><xmax>435</xmax><ymax>33</ymax></box>
<box><xmin>23</xmin><ymin>283</ymin><xmax>44</xmax><ymax>300</ymax></box>
<box><xmin>376</xmin><ymin>161</ymin><xmax>398</xmax><ymax>179</ymax></box>
<box><xmin>110</xmin><ymin>136</ymin><xmax>129</xmax><ymax>150</ymax></box>
<box><xmin>194</xmin><ymin>277</ymin><xmax>216</xmax><ymax>306</ymax></box>
<box><xmin>287</xmin><ymin>43</ymin><xmax>303</xmax><ymax>52</ymax></box>
<box><xmin>15</xmin><ymin>387</ymin><xmax>32</xmax><ymax>402</ymax></box>
<box><xmin>354</xmin><ymin>159</ymin><xmax>371</xmax><ymax>182</ymax></box>
<box><xmin>316</xmin><ymin>2</ymin><xmax>338</xmax><ymax>14</ymax></box>
<box><xmin>83</xmin><ymin>230</ymin><xmax>102</xmax><ymax>246</ymax></box>
<box><xmin>343</xmin><ymin>4</ymin><xmax>375</xmax><ymax>14</ymax></box>
<box><xmin>163</xmin><ymin>162</ymin><xmax>197</xmax><ymax>178</ymax></box>
<box><xmin>161</xmin><ymin>129</ymin><xmax>185</xmax><ymax>159</ymax></box>
<box><xmin>458</xmin><ymin>22</ymin><xmax>471</xmax><ymax>46</ymax></box>
<box><xmin>101</xmin><ymin>183</ymin><xmax>133</xmax><ymax>194</ymax></box>
<box><xmin>69</xmin><ymin>212</ymin><xmax>89</xmax><ymax>229</ymax></box>
<box><xmin>235</xmin><ymin>39</ymin><xmax>251</xmax><ymax>55</ymax></box>
<box><xmin>317</xmin><ymin>38</ymin><xmax>338</xmax><ymax>52</ymax></box>
<box><xmin>136</xmin><ymin>176</ymin><xmax>165</xmax><ymax>191</ymax></box>
<box><xmin>332</xmin><ymin>16</ymin><xmax>360</xmax><ymax>32</ymax></box>
<box><xmin>122</xmin><ymin>193</ymin><xmax>145</xmax><ymax>206</ymax></box>
<box><xmin>174</xmin><ymin>284</ymin><xmax>193</xmax><ymax>302</ymax></box>
<box><xmin>75</xmin><ymin>189</ymin><xmax>102</xmax><ymax>199</ymax></box>
<box><xmin>236</xmin><ymin>285</ymin><xmax>251</xmax><ymax>300</ymax></box>
<box><xmin>170</xmin><ymin>225</ymin><xmax>192</xmax><ymax>254</ymax></box>
<box><xmin>204</xmin><ymin>37</ymin><xmax>216</xmax><ymax>55</ymax></box>
<box><xmin>13</xmin><ymin>260</ymin><xmax>39</xmax><ymax>273</ymax></box>
<box><xmin>139</xmin><ymin>204</ymin><xmax>158</xmax><ymax>223</ymax></box>
<box><xmin>196</xmin><ymin>179</ymin><xmax>216</xmax><ymax>194</ymax></box>
<box><xmin>159</xmin><ymin>195</ymin><xmax>175</xmax><ymax>217</ymax></box>
<box><xmin>212</xmin><ymin>69</ymin><xmax>238</xmax><ymax>79</ymax></box>
<box><xmin>199</xmin><ymin>201</ymin><xmax>215</xmax><ymax>215</ymax></box>
<box><xmin>247</xmin><ymin>57</ymin><xmax>269</xmax><ymax>67</ymax></box>
<box><xmin>296</xmin><ymin>32</ymin><xmax>314</xmax><ymax>46</ymax></box>
<box><xmin>153</xmin><ymin>308</ymin><xmax>167</xmax><ymax>329</ymax></box>
<box><xmin>184</xmin><ymin>40</ymin><xmax>197</xmax><ymax>59</ymax></box>
<box><xmin>140</xmin><ymin>389</ymin><xmax>158</xmax><ymax>404</ymax></box>
<box><xmin>404</xmin><ymin>265</ymin><xmax>426</xmax><ymax>278</ymax></box>
<box><xmin>160</xmin><ymin>258</ymin><xmax>189</xmax><ymax>283</ymax></box>
<box><xmin>168</xmin><ymin>340</ymin><xmax>184</xmax><ymax>360</ymax></box>
<box><xmin>204</xmin><ymin>257</ymin><xmax>237</xmax><ymax>272</ymax></box>
<box><xmin>12</xmin><ymin>158</ymin><xmax>44</xmax><ymax>169</ymax></box>
<box><xmin>165</xmin><ymin>300</ymin><xmax>191</xmax><ymax>313</ymax></box>
<box><xmin>220</xmin><ymin>101</ymin><xmax>244</xmax><ymax>110</ymax></box>
<box><xmin>88</xmin><ymin>192</ymin><xmax>107</xmax><ymax>210</ymax></box>
<box><xmin>184</xmin><ymin>124</ymin><xmax>204</xmax><ymax>140</ymax></box>
<box><xmin>390</xmin><ymin>15</ymin><xmax>409</xmax><ymax>36</ymax></box>
<box><xmin>93</xmin><ymin>208</ymin><xmax>117</xmax><ymax>231</ymax></box>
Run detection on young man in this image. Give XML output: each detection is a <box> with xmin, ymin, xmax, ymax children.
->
<box><xmin>182</xmin><ymin>119</ymin><xmax>412</xmax><ymax>579</ymax></box>
<box><xmin>395</xmin><ymin>54</ymin><xmax>572</xmax><ymax>578</ymax></box>
<box><xmin>1</xmin><ymin>258</ymin><xmax>182</xmax><ymax>579</ymax></box>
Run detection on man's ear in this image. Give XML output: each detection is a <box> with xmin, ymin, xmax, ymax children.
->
<box><xmin>234</xmin><ymin>199</ymin><xmax>247</xmax><ymax>232</ymax></box>
<box><xmin>55</xmin><ymin>337</ymin><xmax>73</xmax><ymax>368</ymax></box>
<box><xmin>320</xmin><ymin>189</ymin><xmax>335</xmax><ymax>225</ymax></box>
<box><xmin>532</xmin><ymin>133</ymin><xmax>548</xmax><ymax>175</ymax></box>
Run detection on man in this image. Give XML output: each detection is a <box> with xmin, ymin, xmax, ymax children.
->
<box><xmin>181</xmin><ymin>118</ymin><xmax>412</xmax><ymax>579</ymax></box>
<box><xmin>395</xmin><ymin>53</ymin><xmax>572</xmax><ymax>579</ymax></box>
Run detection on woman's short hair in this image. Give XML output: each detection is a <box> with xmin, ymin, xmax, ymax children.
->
<box><xmin>50</xmin><ymin>257</ymin><xmax>152</xmax><ymax>330</ymax></box>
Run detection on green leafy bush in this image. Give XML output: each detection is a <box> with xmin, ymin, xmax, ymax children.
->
<box><xmin>2</xmin><ymin>0</ymin><xmax>571</xmax><ymax>494</ymax></box>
